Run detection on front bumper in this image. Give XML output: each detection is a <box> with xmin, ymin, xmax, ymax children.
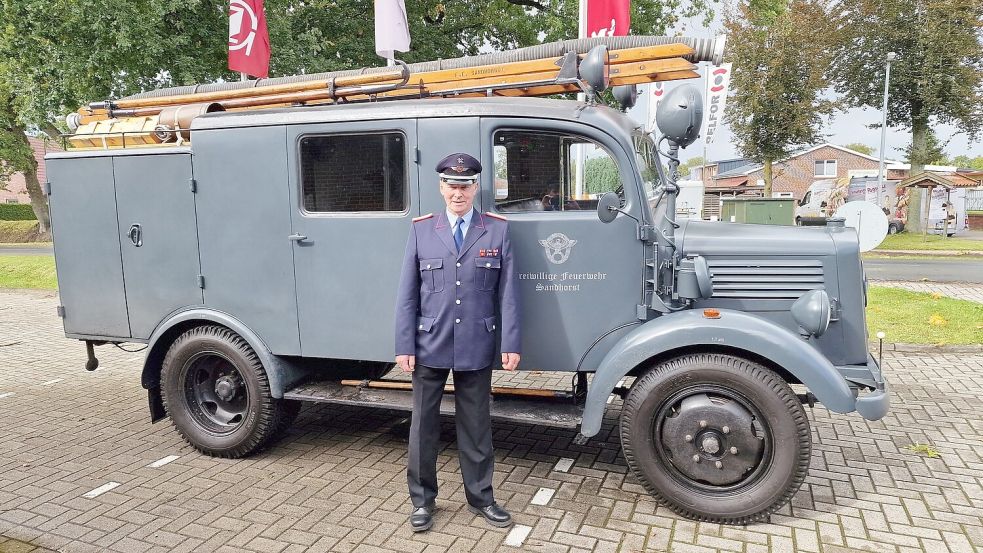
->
<box><xmin>852</xmin><ymin>352</ymin><xmax>889</xmax><ymax>420</ymax></box>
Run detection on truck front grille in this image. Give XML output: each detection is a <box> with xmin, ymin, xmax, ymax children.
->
<box><xmin>707</xmin><ymin>259</ymin><xmax>825</xmax><ymax>300</ymax></box>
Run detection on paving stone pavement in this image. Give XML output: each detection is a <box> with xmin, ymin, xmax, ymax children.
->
<box><xmin>870</xmin><ymin>280</ymin><xmax>983</xmax><ymax>304</ymax></box>
<box><xmin>1</xmin><ymin>288</ymin><xmax>982</xmax><ymax>553</ymax></box>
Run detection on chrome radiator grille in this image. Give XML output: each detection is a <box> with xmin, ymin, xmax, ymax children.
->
<box><xmin>707</xmin><ymin>259</ymin><xmax>825</xmax><ymax>300</ymax></box>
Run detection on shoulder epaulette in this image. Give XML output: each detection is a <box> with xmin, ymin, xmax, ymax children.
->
<box><xmin>485</xmin><ymin>212</ymin><xmax>507</xmax><ymax>221</ymax></box>
<box><xmin>412</xmin><ymin>213</ymin><xmax>434</xmax><ymax>223</ymax></box>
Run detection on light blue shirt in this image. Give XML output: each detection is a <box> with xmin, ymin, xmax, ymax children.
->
<box><xmin>446</xmin><ymin>208</ymin><xmax>474</xmax><ymax>241</ymax></box>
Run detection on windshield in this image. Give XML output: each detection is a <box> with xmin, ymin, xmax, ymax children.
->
<box><xmin>632</xmin><ymin>133</ymin><xmax>664</xmax><ymax>218</ymax></box>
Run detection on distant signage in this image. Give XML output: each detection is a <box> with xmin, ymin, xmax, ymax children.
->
<box><xmin>702</xmin><ymin>64</ymin><xmax>732</xmax><ymax>145</ymax></box>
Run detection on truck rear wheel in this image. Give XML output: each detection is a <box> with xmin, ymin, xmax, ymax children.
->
<box><xmin>161</xmin><ymin>325</ymin><xmax>294</xmax><ymax>458</ymax></box>
<box><xmin>620</xmin><ymin>353</ymin><xmax>810</xmax><ymax>524</ymax></box>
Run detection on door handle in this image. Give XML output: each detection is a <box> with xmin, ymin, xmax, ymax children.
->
<box><xmin>128</xmin><ymin>224</ymin><xmax>143</xmax><ymax>247</ymax></box>
<box><xmin>288</xmin><ymin>234</ymin><xmax>308</xmax><ymax>242</ymax></box>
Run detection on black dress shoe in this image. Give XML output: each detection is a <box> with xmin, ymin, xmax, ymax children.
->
<box><xmin>467</xmin><ymin>502</ymin><xmax>512</xmax><ymax>527</ymax></box>
<box><xmin>410</xmin><ymin>505</ymin><xmax>434</xmax><ymax>532</ymax></box>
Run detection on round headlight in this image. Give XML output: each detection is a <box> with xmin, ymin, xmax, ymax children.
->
<box><xmin>791</xmin><ymin>289</ymin><xmax>831</xmax><ymax>337</ymax></box>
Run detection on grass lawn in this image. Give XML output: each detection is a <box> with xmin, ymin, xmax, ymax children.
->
<box><xmin>0</xmin><ymin>255</ymin><xmax>57</xmax><ymax>289</ymax></box>
<box><xmin>876</xmin><ymin>232</ymin><xmax>983</xmax><ymax>252</ymax></box>
<box><xmin>866</xmin><ymin>286</ymin><xmax>983</xmax><ymax>345</ymax></box>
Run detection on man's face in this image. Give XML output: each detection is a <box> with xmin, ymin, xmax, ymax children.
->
<box><xmin>440</xmin><ymin>180</ymin><xmax>478</xmax><ymax>217</ymax></box>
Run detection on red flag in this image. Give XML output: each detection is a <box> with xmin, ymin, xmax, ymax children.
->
<box><xmin>586</xmin><ymin>0</ymin><xmax>630</xmax><ymax>37</ymax></box>
<box><xmin>228</xmin><ymin>0</ymin><xmax>270</xmax><ymax>78</ymax></box>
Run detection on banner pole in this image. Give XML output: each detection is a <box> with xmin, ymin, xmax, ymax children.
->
<box><xmin>575</xmin><ymin>0</ymin><xmax>587</xmax><ymax>199</ymax></box>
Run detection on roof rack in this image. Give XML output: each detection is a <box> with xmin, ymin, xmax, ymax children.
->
<box><xmin>66</xmin><ymin>35</ymin><xmax>725</xmax><ymax>149</ymax></box>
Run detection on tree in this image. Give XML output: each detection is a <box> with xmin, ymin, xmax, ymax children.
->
<box><xmin>0</xmin><ymin>0</ymin><xmax>714</xmax><ymax>233</ymax></box>
<box><xmin>723</xmin><ymin>0</ymin><xmax>837</xmax><ymax>196</ymax></box>
<box><xmin>950</xmin><ymin>155</ymin><xmax>983</xmax><ymax>171</ymax></box>
<box><xmin>830</xmin><ymin>0</ymin><xmax>983</xmax><ymax>231</ymax></box>
<box><xmin>843</xmin><ymin>143</ymin><xmax>875</xmax><ymax>156</ymax></box>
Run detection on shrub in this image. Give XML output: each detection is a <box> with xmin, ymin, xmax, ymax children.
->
<box><xmin>0</xmin><ymin>204</ymin><xmax>38</xmax><ymax>221</ymax></box>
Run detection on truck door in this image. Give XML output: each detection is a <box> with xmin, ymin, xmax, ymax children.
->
<box><xmin>479</xmin><ymin>119</ymin><xmax>643</xmax><ymax>371</ymax></box>
<box><xmin>286</xmin><ymin>120</ymin><xmax>418</xmax><ymax>360</ymax></box>
<box><xmin>113</xmin><ymin>153</ymin><xmax>203</xmax><ymax>339</ymax></box>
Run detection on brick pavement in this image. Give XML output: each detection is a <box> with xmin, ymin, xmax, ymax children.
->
<box><xmin>870</xmin><ymin>280</ymin><xmax>983</xmax><ymax>305</ymax></box>
<box><xmin>1</xmin><ymin>288</ymin><xmax>982</xmax><ymax>553</ymax></box>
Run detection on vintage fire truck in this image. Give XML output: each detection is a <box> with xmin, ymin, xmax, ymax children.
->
<box><xmin>47</xmin><ymin>35</ymin><xmax>888</xmax><ymax>524</ymax></box>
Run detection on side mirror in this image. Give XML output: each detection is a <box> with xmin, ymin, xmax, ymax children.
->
<box><xmin>580</xmin><ymin>45</ymin><xmax>610</xmax><ymax>93</ymax></box>
<box><xmin>597</xmin><ymin>192</ymin><xmax>620</xmax><ymax>223</ymax></box>
<box><xmin>656</xmin><ymin>84</ymin><xmax>703</xmax><ymax>148</ymax></box>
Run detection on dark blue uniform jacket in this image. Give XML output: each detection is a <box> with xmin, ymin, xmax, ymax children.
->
<box><xmin>395</xmin><ymin>209</ymin><xmax>521</xmax><ymax>371</ymax></box>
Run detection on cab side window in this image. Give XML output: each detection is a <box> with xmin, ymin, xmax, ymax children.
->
<box><xmin>493</xmin><ymin>130</ymin><xmax>622</xmax><ymax>213</ymax></box>
<box><xmin>300</xmin><ymin>132</ymin><xmax>406</xmax><ymax>213</ymax></box>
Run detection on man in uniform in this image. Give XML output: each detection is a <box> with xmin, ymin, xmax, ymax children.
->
<box><xmin>394</xmin><ymin>153</ymin><xmax>521</xmax><ymax>532</ymax></box>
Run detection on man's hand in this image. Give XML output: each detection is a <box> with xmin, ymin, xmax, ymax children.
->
<box><xmin>396</xmin><ymin>354</ymin><xmax>416</xmax><ymax>373</ymax></box>
<box><xmin>501</xmin><ymin>352</ymin><xmax>520</xmax><ymax>371</ymax></box>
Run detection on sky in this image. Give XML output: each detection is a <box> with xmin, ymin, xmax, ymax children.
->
<box><xmin>622</xmin><ymin>9</ymin><xmax>980</xmax><ymax>165</ymax></box>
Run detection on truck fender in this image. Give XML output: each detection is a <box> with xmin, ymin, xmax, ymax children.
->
<box><xmin>142</xmin><ymin>309</ymin><xmax>300</xmax><ymax>421</ymax></box>
<box><xmin>580</xmin><ymin>308</ymin><xmax>855</xmax><ymax>437</ymax></box>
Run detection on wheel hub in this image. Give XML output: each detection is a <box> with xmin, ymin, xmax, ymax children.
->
<box><xmin>214</xmin><ymin>375</ymin><xmax>240</xmax><ymax>401</ymax></box>
<box><xmin>661</xmin><ymin>393</ymin><xmax>765</xmax><ymax>486</ymax></box>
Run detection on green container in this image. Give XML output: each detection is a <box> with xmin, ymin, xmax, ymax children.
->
<box><xmin>719</xmin><ymin>197</ymin><xmax>794</xmax><ymax>225</ymax></box>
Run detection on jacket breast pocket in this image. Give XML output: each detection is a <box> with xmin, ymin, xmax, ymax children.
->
<box><xmin>474</xmin><ymin>257</ymin><xmax>501</xmax><ymax>291</ymax></box>
<box><xmin>420</xmin><ymin>258</ymin><xmax>444</xmax><ymax>293</ymax></box>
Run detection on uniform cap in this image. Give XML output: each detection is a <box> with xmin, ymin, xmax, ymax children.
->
<box><xmin>436</xmin><ymin>153</ymin><xmax>482</xmax><ymax>184</ymax></box>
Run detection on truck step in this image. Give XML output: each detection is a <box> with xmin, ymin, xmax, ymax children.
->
<box><xmin>284</xmin><ymin>380</ymin><xmax>583</xmax><ymax>429</ymax></box>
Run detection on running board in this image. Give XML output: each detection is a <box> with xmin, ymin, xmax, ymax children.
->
<box><xmin>284</xmin><ymin>380</ymin><xmax>583</xmax><ymax>429</ymax></box>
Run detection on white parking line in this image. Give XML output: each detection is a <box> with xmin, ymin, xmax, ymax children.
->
<box><xmin>146</xmin><ymin>455</ymin><xmax>180</xmax><ymax>468</ymax></box>
<box><xmin>553</xmin><ymin>457</ymin><xmax>574</xmax><ymax>473</ymax></box>
<box><xmin>530</xmin><ymin>487</ymin><xmax>555</xmax><ymax>506</ymax></box>
<box><xmin>0</xmin><ymin>392</ymin><xmax>14</xmax><ymax>399</ymax></box>
<box><xmin>504</xmin><ymin>525</ymin><xmax>532</xmax><ymax>547</ymax></box>
<box><xmin>82</xmin><ymin>482</ymin><xmax>120</xmax><ymax>498</ymax></box>
<box><xmin>40</xmin><ymin>379</ymin><xmax>63</xmax><ymax>386</ymax></box>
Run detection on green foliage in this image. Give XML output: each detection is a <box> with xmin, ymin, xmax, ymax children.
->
<box><xmin>842</xmin><ymin>143</ymin><xmax>875</xmax><ymax>156</ymax></box>
<box><xmin>0</xmin><ymin>204</ymin><xmax>37</xmax><ymax>220</ymax></box>
<box><xmin>899</xmin><ymin>128</ymin><xmax>949</xmax><ymax>167</ymax></box>
<box><xmin>866</xmin><ymin>286</ymin><xmax>983</xmax><ymax>345</ymax></box>
<box><xmin>678</xmin><ymin>156</ymin><xmax>705</xmax><ymax>178</ymax></box>
<box><xmin>950</xmin><ymin>155</ymin><xmax>983</xmax><ymax>170</ymax></box>
<box><xmin>723</xmin><ymin>0</ymin><xmax>837</xmax><ymax>189</ymax></box>
<box><xmin>905</xmin><ymin>443</ymin><xmax>941</xmax><ymax>459</ymax></box>
<box><xmin>831</xmin><ymin>0</ymin><xmax>982</xmax><ymax>141</ymax></box>
<box><xmin>584</xmin><ymin>157</ymin><xmax>620</xmax><ymax>194</ymax></box>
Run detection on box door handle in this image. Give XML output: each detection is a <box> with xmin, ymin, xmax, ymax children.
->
<box><xmin>128</xmin><ymin>224</ymin><xmax>143</xmax><ymax>247</ymax></box>
<box><xmin>288</xmin><ymin>233</ymin><xmax>308</xmax><ymax>243</ymax></box>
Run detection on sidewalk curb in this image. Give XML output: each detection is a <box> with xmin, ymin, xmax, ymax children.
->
<box><xmin>869</xmin><ymin>341</ymin><xmax>983</xmax><ymax>353</ymax></box>
<box><xmin>871</xmin><ymin>249</ymin><xmax>983</xmax><ymax>257</ymax></box>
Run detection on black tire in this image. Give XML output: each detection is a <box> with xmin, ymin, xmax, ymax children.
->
<box><xmin>620</xmin><ymin>353</ymin><xmax>810</xmax><ymax>524</ymax></box>
<box><xmin>794</xmin><ymin>217</ymin><xmax>801</xmax><ymax>226</ymax></box>
<box><xmin>161</xmin><ymin>325</ymin><xmax>293</xmax><ymax>458</ymax></box>
<box><xmin>888</xmin><ymin>223</ymin><xmax>899</xmax><ymax>235</ymax></box>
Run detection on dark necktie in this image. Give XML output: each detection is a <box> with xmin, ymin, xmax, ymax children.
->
<box><xmin>454</xmin><ymin>217</ymin><xmax>464</xmax><ymax>252</ymax></box>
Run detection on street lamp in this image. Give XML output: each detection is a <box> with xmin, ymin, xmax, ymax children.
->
<box><xmin>877</xmin><ymin>52</ymin><xmax>897</xmax><ymax>205</ymax></box>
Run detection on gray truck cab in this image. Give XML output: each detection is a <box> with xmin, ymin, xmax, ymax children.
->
<box><xmin>46</xmin><ymin>93</ymin><xmax>888</xmax><ymax>525</ymax></box>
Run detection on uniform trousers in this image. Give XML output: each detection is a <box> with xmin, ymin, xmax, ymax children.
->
<box><xmin>407</xmin><ymin>365</ymin><xmax>495</xmax><ymax>508</ymax></box>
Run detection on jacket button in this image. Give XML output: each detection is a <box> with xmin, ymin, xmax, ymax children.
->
<box><xmin>426</xmin><ymin>264</ymin><xmax>431</xmax><ymax>269</ymax></box>
<box><xmin>418</xmin><ymin>324</ymin><xmax>423</xmax><ymax>329</ymax></box>
<box><xmin>455</xmin><ymin>299</ymin><xmax>461</xmax><ymax>304</ymax></box>
<box><xmin>486</xmin><ymin>262</ymin><xmax>491</xmax><ymax>267</ymax></box>
<box><xmin>456</xmin><ymin>281</ymin><xmax>461</xmax><ymax>286</ymax></box>
<box><xmin>455</xmin><ymin>318</ymin><xmax>461</xmax><ymax>324</ymax></box>
<box><xmin>493</xmin><ymin>325</ymin><xmax>496</xmax><ymax>330</ymax></box>
<box><xmin>456</xmin><ymin>262</ymin><xmax>461</xmax><ymax>267</ymax></box>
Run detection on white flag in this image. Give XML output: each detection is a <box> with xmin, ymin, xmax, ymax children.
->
<box><xmin>702</xmin><ymin>63</ymin><xmax>732</xmax><ymax>145</ymax></box>
<box><xmin>646</xmin><ymin>82</ymin><xmax>665</xmax><ymax>133</ymax></box>
<box><xmin>375</xmin><ymin>0</ymin><xmax>411</xmax><ymax>60</ymax></box>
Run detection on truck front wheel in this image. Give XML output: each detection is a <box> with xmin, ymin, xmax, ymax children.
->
<box><xmin>620</xmin><ymin>353</ymin><xmax>810</xmax><ymax>524</ymax></box>
<box><xmin>161</xmin><ymin>325</ymin><xmax>297</xmax><ymax>458</ymax></box>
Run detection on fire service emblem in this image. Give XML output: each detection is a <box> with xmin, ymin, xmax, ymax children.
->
<box><xmin>539</xmin><ymin>233</ymin><xmax>577</xmax><ymax>265</ymax></box>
